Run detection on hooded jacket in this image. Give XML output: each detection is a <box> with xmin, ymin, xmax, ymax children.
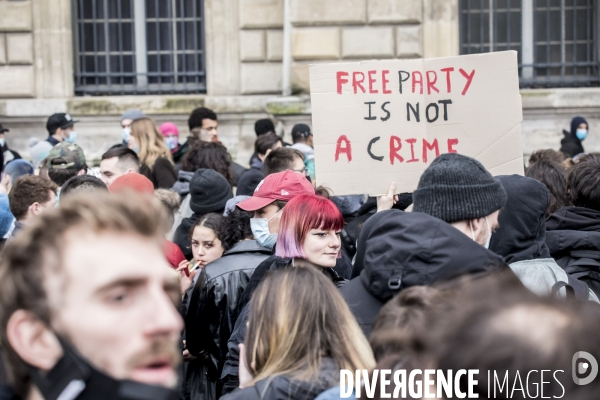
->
<box><xmin>185</xmin><ymin>240</ymin><xmax>272</xmax><ymax>374</ymax></box>
<box><xmin>236</xmin><ymin>158</ymin><xmax>264</xmax><ymax>196</ymax></box>
<box><xmin>222</xmin><ymin>358</ymin><xmax>340</xmax><ymax>400</ymax></box>
<box><xmin>172</xmin><ymin>170</ymin><xmax>195</xmax><ymax>196</ymax></box>
<box><xmin>340</xmin><ymin>210</ymin><xmax>505</xmax><ymax>336</ymax></box>
<box><xmin>546</xmin><ymin>206</ymin><xmax>600</xmax><ymax>297</ymax></box>
<box><xmin>560</xmin><ymin>116</ymin><xmax>586</xmax><ymax>158</ymax></box>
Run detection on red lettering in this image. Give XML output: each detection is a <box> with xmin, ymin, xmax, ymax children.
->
<box><xmin>422</xmin><ymin>138</ymin><xmax>440</xmax><ymax>163</ymax></box>
<box><xmin>382</xmin><ymin>70</ymin><xmax>392</xmax><ymax>94</ymax></box>
<box><xmin>352</xmin><ymin>72</ymin><xmax>366</xmax><ymax>94</ymax></box>
<box><xmin>389</xmin><ymin>136</ymin><xmax>404</xmax><ymax>165</ymax></box>
<box><xmin>447</xmin><ymin>138</ymin><xmax>459</xmax><ymax>153</ymax></box>
<box><xmin>335</xmin><ymin>135</ymin><xmax>352</xmax><ymax>162</ymax></box>
<box><xmin>336</xmin><ymin>71</ymin><xmax>349</xmax><ymax>94</ymax></box>
<box><xmin>459</xmin><ymin>68</ymin><xmax>475</xmax><ymax>95</ymax></box>
<box><xmin>368</xmin><ymin>70</ymin><xmax>378</xmax><ymax>94</ymax></box>
<box><xmin>440</xmin><ymin>67</ymin><xmax>454</xmax><ymax>93</ymax></box>
<box><xmin>412</xmin><ymin>71</ymin><xmax>423</xmax><ymax>94</ymax></box>
<box><xmin>406</xmin><ymin>138</ymin><xmax>419</xmax><ymax>163</ymax></box>
<box><xmin>426</xmin><ymin>71</ymin><xmax>439</xmax><ymax>95</ymax></box>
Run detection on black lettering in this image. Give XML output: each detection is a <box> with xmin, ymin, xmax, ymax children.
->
<box><xmin>398</xmin><ymin>71</ymin><xmax>410</xmax><ymax>94</ymax></box>
<box><xmin>438</xmin><ymin>99</ymin><xmax>452</xmax><ymax>121</ymax></box>
<box><xmin>364</xmin><ymin>101</ymin><xmax>376</xmax><ymax>121</ymax></box>
<box><xmin>407</xmin><ymin>102</ymin><xmax>420</xmax><ymax>122</ymax></box>
<box><xmin>380</xmin><ymin>101</ymin><xmax>391</xmax><ymax>121</ymax></box>
<box><xmin>426</xmin><ymin>103</ymin><xmax>439</xmax><ymax>123</ymax></box>
<box><xmin>367</xmin><ymin>136</ymin><xmax>384</xmax><ymax>161</ymax></box>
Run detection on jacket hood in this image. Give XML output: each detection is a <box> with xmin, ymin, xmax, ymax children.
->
<box><xmin>290</xmin><ymin>143</ymin><xmax>315</xmax><ymax>159</ymax></box>
<box><xmin>355</xmin><ymin>210</ymin><xmax>504</xmax><ymax>303</ymax></box>
<box><xmin>570</xmin><ymin>116</ymin><xmax>588</xmax><ymax>137</ymax></box>
<box><xmin>172</xmin><ymin>170</ymin><xmax>195</xmax><ymax>196</ymax></box>
<box><xmin>546</xmin><ymin>206</ymin><xmax>600</xmax><ymax>253</ymax></box>
<box><xmin>490</xmin><ymin>175</ymin><xmax>551</xmax><ymax>264</ymax></box>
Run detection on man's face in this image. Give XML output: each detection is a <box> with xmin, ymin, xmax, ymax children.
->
<box><xmin>253</xmin><ymin>203</ymin><xmax>282</xmax><ymax>234</ymax></box>
<box><xmin>121</xmin><ymin>119</ymin><xmax>133</xmax><ymax>129</ymax></box>
<box><xmin>473</xmin><ymin>210</ymin><xmax>500</xmax><ymax>246</ymax></box>
<box><xmin>47</xmin><ymin>230</ymin><xmax>183</xmax><ymax>388</ymax></box>
<box><xmin>199</xmin><ymin>119</ymin><xmax>218</xmax><ymax>142</ymax></box>
<box><xmin>100</xmin><ymin>157</ymin><xmax>125</xmax><ymax>186</ymax></box>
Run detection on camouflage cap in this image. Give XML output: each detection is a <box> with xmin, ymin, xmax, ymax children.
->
<box><xmin>47</xmin><ymin>142</ymin><xmax>87</xmax><ymax>171</ymax></box>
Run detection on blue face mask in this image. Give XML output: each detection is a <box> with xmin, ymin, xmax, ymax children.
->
<box><xmin>165</xmin><ymin>137</ymin><xmax>178</xmax><ymax>150</ymax></box>
<box><xmin>122</xmin><ymin>128</ymin><xmax>130</xmax><ymax>142</ymax></box>
<box><xmin>132</xmin><ymin>146</ymin><xmax>139</xmax><ymax>154</ymax></box>
<box><xmin>65</xmin><ymin>131</ymin><xmax>77</xmax><ymax>143</ymax></box>
<box><xmin>250</xmin><ymin>209</ymin><xmax>282</xmax><ymax>250</ymax></box>
<box><xmin>576</xmin><ymin>129</ymin><xmax>588</xmax><ymax>141</ymax></box>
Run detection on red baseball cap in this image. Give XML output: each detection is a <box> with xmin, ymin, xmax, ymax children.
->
<box><xmin>237</xmin><ymin>170</ymin><xmax>315</xmax><ymax>211</ymax></box>
<box><xmin>109</xmin><ymin>173</ymin><xmax>154</xmax><ymax>194</ymax></box>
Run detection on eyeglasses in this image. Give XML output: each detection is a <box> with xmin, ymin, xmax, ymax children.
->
<box><xmin>291</xmin><ymin>167</ymin><xmax>307</xmax><ymax>175</ymax></box>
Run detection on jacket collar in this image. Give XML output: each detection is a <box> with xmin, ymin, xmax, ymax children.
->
<box><xmin>223</xmin><ymin>239</ymin><xmax>272</xmax><ymax>256</ymax></box>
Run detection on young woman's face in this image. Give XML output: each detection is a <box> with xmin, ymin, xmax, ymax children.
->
<box><xmin>191</xmin><ymin>226</ymin><xmax>224</xmax><ymax>267</ymax></box>
<box><xmin>302</xmin><ymin>229</ymin><xmax>341</xmax><ymax>268</ymax></box>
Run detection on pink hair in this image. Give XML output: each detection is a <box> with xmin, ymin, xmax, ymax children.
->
<box><xmin>275</xmin><ymin>194</ymin><xmax>344</xmax><ymax>259</ymax></box>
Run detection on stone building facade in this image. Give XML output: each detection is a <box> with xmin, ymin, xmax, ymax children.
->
<box><xmin>0</xmin><ymin>0</ymin><xmax>598</xmax><ymax>166</ymax></box>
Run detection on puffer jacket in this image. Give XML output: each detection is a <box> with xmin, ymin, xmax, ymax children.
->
<box><xmin>185</xmin><ymin>240</ymin><xmax>272</xmax><ymax>374</ymax></box>
<box><xmin>340</xmin><ymin>210</ymin><xmax>505</xmax><ymax>336</ymax></box>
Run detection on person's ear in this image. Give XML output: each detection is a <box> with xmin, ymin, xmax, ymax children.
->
<box><xmin>6</xmin><ymin>310</ymin><xmax>63</xmax><ymax>371</ymax></box>
<box><xmin>257</xmin><ymin>153</ymin><xmax>266</xmax><ymax>162</ymax></box>
<box><xmin>77</xmin><ymin>169</ymin><xmax>86</xmax><ymax>176</ymax></box>
<box><xmin>125</xmin><ymin>168</ymin><xmax>136</xmax><ymax>174</ymax></box>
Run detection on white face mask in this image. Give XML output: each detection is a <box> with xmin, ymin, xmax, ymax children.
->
<box><xmin>250</xmin><ymin>208</ymin><xmax>282</xmax><ymax>250</ymax></box>
<box><xmin>469</xmin><ymin>216</ymin><xmax>492</xmax><ymax>249</ymax></box>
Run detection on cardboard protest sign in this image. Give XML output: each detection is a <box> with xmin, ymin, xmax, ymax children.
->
<box><xmin>309</xmin><ymin>51</ymin><xmax>524</xmax><ymax>196</ymax></box>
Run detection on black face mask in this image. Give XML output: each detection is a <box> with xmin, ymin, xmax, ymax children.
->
<box><xmin>28</xmin><ymin>338</ymin><xmax>178</xmax><ymax>400</ymax></box>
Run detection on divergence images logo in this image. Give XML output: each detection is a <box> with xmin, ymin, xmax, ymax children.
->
<box><xmin>572</xmin><ymin>351</ymin><xmax>598</xmax><ymax>385</ymax></box>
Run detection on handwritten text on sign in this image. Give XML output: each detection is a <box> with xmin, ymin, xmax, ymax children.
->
<box><xmin>309</xmin><ymin>52</ymin><xmax>524</xmax><ymax>196</ymax></box>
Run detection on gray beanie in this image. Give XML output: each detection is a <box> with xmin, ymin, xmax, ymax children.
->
<box><xmin>413</xmin><ymin>153</ymin><xmax>507</xmax><ymax>223</ymax></box>
<box><xmin>120</xmin><ymin>109</ymin><xmax>146</xmax><ymax>122</ymax></box>
<box><xmin>189</xmin><ymin>169</ymin><xmax>233</xmax><ymax>214</ymax></box>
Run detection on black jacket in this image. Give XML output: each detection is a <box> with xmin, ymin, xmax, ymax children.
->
<box><xmin>222</xmin><ymin>358</ymin><xmax>339</xmax><ymax>400</ymax></box>
<box><xmin>560</xmin><ymin>116</ymin><xmax>587</xmax><ymax>158</ymax></box>
<box><xmin>340</xmin><ymin>210</ymin><xmax>505</xmax><ymax>336</ymax></box>
<box><xmin>185</xmin><ymin>240</ymin><xmax>272</xmax><ymax>373</ymax></box>
<box><xmin>546</xmin><ymin>206</ymin><xmax>600</xmax><ymax>297</ymax></box>
<box><xmin>139</xmin><ymin>157</ymin><xmax>177</xmax><ymax>189</ymax></box>
<box><xmin>236</xmin><ymin>159</ymin><xmax>264</xmax><ymax>196</ymax></box>
<box><xmin>490</xmin><ymin>175</ymin><xmax>552</xmax><ymax>264</ymax></box>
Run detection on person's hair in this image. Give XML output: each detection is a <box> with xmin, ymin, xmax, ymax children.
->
<box><xmin>4</xmin><ymin>160</ymin><xmax>34</xmax><ymax>184</ymax></box>
<box><xmin>369</xmin><ymin>286</ymin><xmax>442</xmax><ymax>362</ymax></box>
<box><xmin>101</xmin><ymin>146</ymin><xmax>140</xmax><ymax>172</ymax></box>
<box><xmin>188</xmin><ymin>213</ymin><xmax>225</xmax><ymax>244</ymax></box>
<box><xmin>254</xmin><ymin>133</ymin><xmax>282</xmax><ymax>156</ymax></box>
<box><xmin>60</xmin><ymin>175</ymin><xmax>108</xmax><ymax>197</ymax></box>
<box><xmin>245</xmin><ymin>267</ymin><xmax>375</xmax><ymax>386</ymax></box>
<box><xmin>154</xmin><ymin>188</ymin><xmax>181</xmax><ymax>230</ymax></box>
<box><xmin>262</xmin><ymin>147</ymin><xmax>304</xmax><ymax>176</ymax></box>
<box><xmin>188</xmin><ymin>107</ymin><xmax>217</xmax><ymax>131</ymax></box>
<box><xmin>525</xmin><ymin>160</ymin><xmax>569</xmax><ymax>216</ymax></box>
<box><xmin>0</xmin><ymin>192</ymin><xmax>168</xmax><ymax>396</ymax></box>
<box><xmin>8</xmin><ymin>176</ymin><xmax>58</xmax><ymax>221</ymax></box>
<box><xmin>218</xmin><ymin>208</ymin><xmax>253</xmax><ymax>252</ymax></box>
<box><xmin>275</xmin><ymin>195</ymin><xmax>344</xmax><ymax>260</ymax></box>
<box><xmin>254</xmin><ymin>118</ymin><xmax>275</xmax><ymax>136</ymax></box>
<box><xmin>48</xmin><ymin>168</ymin><xmax>81</xmax><ymax>187</ymax></box>
<box><xmin>567</xmin><ymin>157</ymin><xmax>600</xmax><ymax>211</ymax></box>
<box><xmin>130</xmin><ymin>118</ymin><xmax>173</xmax><ymax>169</ymax></box>
<box><xmin>292</xmin><ymin>130</ymin><xmax>312</xmax><ymax>144</ymax></box>
<box><xmin>180</xmin><ymin>141</ymin><xmax>232</xmax><ymax>183</ymax></box>
<box><xmin>528</xmin><ymin>149</ymin><xmax>566</xmax><ymax>165</ymax></box>
<box><xmin>574</xmin><ymin>152</ymin><xmax>600</xmax><ymax>164</ymax></box>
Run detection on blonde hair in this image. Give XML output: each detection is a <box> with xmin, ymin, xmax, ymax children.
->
<box><xmin>131</xmin><ymin>118</ymin><xmax>173</xmax><ymax>169</ymax></box>
<box><xmin>245</xmin><ymin>267</ymin><xmax>375</xmax><ymax>386</ymax></box>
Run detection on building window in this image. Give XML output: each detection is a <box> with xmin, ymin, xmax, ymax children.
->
<box><xmin>72</xmin><ymin>0</ymin><xmax>206</xmax><ymax>95</ymax></box>
<box><xmin>459</xmin><ymin>0</ymin><xmax>599</xmax><ymax>88</ymax></box>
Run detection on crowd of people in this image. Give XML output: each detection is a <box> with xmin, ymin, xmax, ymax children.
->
<box><xmin>0</xmin><ymin>110</ymin><xmax>598</xmax><ymax>400</ymax></box>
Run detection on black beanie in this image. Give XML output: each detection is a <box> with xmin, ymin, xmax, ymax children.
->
<box><xmin>413</xmin><ymin>153</ymin><xmax>507</xmax><ymax>223</ymax></box>
<box><xmin>189</xmin><ymin>169</ymin><xmax>233</xmax><ymax>214</ymax></box>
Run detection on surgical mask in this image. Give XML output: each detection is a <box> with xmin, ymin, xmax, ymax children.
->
<box><xmin>250</xmin><ymin>209</ymin><xmax>282</xmax><ymax>250</ymax></box>
<box><xmin>28</xmin><ymin>336</ymin><xmax>178</xmax><ymax>400</ymax></box>
<box><xmin>122</xmin><ymin>128</ymin><xmax>131</xmax><ymax>142</ymax></box>
<box><xmin>0</xmin><ymin>138</ymin><xmax>5</xmax><ymax>147</ymax></box>
<box><xmin>65</xmin><ymin>131</ymin><xmax>78</xmax><ymax>143</ymax></box>
<box><xmin>469</xmin><ymin>216</ymin><xmax>492</xmax><ymax>249</ymax></box>
<box><xmin>576</xmin><ymin>129</ymin><xmax>588</xmax><ymax>141</ymax></box>
<box><xmin>132</xmin><ymin>146</ymin><xmax>139</xmax><ymax>154</ymax></box>
<box><xmin>165</xmin><ymin>137</ymin><xmax>178</xmax><ymax>150</ymax></box>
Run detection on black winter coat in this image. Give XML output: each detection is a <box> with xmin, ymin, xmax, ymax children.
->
<box><xmin>185</xmin><ymin>240</ymin><xmax>272</xmax><ymax>373</ymax></box>
<box><xmin>546</xmin><ymin>206</ymin><xmax>600</xmax><ymax>297</ymax></box>
<box><xmin>340</xmin><ymin>210</ymin><xmax>505</xmax><ymax>336</ymax></box>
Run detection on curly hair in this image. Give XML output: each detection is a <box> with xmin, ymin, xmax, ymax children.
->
<box><xmin>180</xmin><ymin>141</ymin><xmax>233</xmax><ymax>183</ymax></box>
<box><xmin>188</xmin><ymin>107</ymin><xmax>217</xmax><ymax>131</ymax></box>
<box><xmin>218</xmin><ymin>208</ymin><xmax>253</xmax><ymax>252</ymax></box>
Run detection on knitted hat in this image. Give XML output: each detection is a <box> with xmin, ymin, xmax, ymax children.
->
<box><xmin>189</xmin><ymin>169</ymin><xmax>233</xmax><ymax>214</ymax></box>
<box><xmin>120</xmin><ymin>109</ymin><xmax>146</xmax><ymax>123</ymax></box>
<box><xmin>109</xmin><ymin>173</ymin><xmax>154</xmax><ymax>194</ymax></box>
<box><xmin>412</xmin><ymin>153</ymin><xmax>507</xmax><ymax>223</ymax></box>
<box><xmin>159</xmin><ymin>122</ymin><xmax>179</xmax><ymax>137</ymax></box>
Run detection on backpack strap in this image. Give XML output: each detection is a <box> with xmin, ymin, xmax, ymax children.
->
<box><xmin>551</xmin><ymin>277</ymin><xmax>590</xmax><ymax>301</ymax></box>
<box><xmin>551</xmin><ymin>281</ymin><xmax>575</xmax><ymax>299</ymax></box>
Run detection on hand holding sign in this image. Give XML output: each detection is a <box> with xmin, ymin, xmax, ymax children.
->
<box><xmin>309</xmin><ymin>51</ymin><xmax>524</xmax><ymax>196</ymax></box>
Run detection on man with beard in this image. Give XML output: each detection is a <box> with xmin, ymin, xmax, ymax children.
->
<box><xmin>0</xmin><ymin>192</ymin><xmax>183</xmax><ymax>399</ymax></box>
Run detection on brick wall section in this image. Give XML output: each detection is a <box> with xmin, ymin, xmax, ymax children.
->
<box><xmin>0</xmin><ymin>0</ymin><xmax>35</xmax><ymax>97</ymax></box>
